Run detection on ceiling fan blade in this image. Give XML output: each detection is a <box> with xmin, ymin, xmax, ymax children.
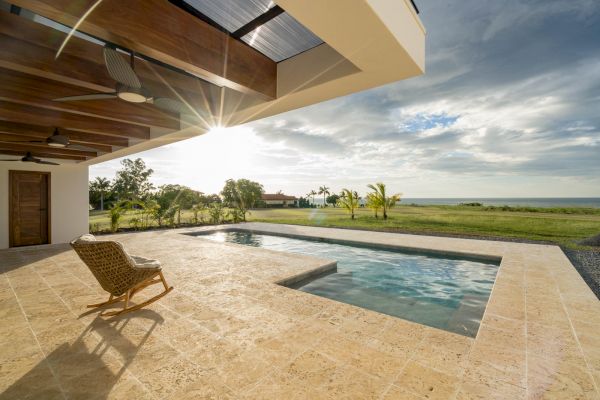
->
<box><xmin>0</xmin><ymin>159</ymin><xmax>21</xmax><ymax>162</ymax></box>
<box><xmin>153</xmin><ymin>97</ymin><xmax>190</xmax><ymax>114</ymax></box>
<box><xmin>35</xmin><ymin>160</ymin><xmax>60</xmax><ymax>165</ymax></box>
<box><xmin>53</xmin><ymin>93</ymin><xmax>117</xmax><ymax>102</ymax></box>
<box><xmin>103</xmin><ymin>46</ymin><xmax>142</xmax><ymax>88</ymax></box>
<box><xmin>1</xmin><ymin>139</ymin><xmax>46</xmax><ymax>143</ymax></box>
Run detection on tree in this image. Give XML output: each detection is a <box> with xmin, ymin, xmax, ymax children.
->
<box><xmin>220</xmin><ymin>178</ymin><xmax>264</xmax><ymax>221</ymax></box>
<box><xmin>112</xmin><ymin>158</ymin><xmax>154</xmax><ymax>201</ymax></box>
<box><xmin>201</xmin><ymin>193</ymin><xmax>221</xmax><ymax>205</ymax></box>
<box><xmin>366</xmin><ymin>182</ymin><xmax>401</xmax><ymax>220</ymax></box>
<box><xmin>89</xmin><ymin>177</ymin><xmax>112</xmax><ymax>211</ymax></box>
<box><xmin>337</xmin><ymin>188</ymin><xmax>359</xmax><ymax>219</ymax></box>
<box><xmin>109</xmin><ymin>205</ymin><xmax>122</xmax><ymax>232</ymax></box>
<box><xmin>108</xmin><ymin>200</ymin><xmax>143</xmax><ymax>232</ymax></box>
<box><xmin>366</xmin><ymin>192</ymin><xmax>382</xmax><ymax>218</ymax></box>
<box><xmin>298</xmin><ymin>197</ymin><xmax>310</xmax><ymax>208</ymax></box>
<box><xmin>151</xmin><ymin>184</ymin><xmax>200</xmax><ymax>227</ymax></box>
<box><xmin>326</xmin><ymin>194</ymin><xmax>340</xmax><ymax>207</ymax></box>
<box><xmin>306</xmin><ymin>190</ymin><xmax>317</xmax><ymax>206</ymax></box>
<box><xmin>207</xmin><ymin>202</ymin><xmax>226</xmax><ymax>224</ymax></box>
<box><xmin>318</xmin><ymin>186</ymin><xmax>330</xmax><ymax>208</ymax></box>
<box><xmin>89</xmin><ymin>177</ymin><xmax>112</xmax><ymax>210</ymax></box>
<box><xmin>191</xmin><ymin>204</ymin><xmax>205</xmax><ymax>224</ymax></box>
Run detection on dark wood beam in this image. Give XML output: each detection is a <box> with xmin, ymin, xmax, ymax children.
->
<box><xmin>231</xmin><ymin>6</ymin><xmax>284</xmax><ymax>39</ymax></box>
<box><xmin>0</xmin><ymin>132</ymin><xmax>113</xmax><ymax>153</ymax></box>
<box><xmin>0</xmin><ymin>101</ymin><xmax>150</xmax><ymax>140</ymax></box>
<box><xmin>0</xmin><ymin>31</ymin><xmax>112</xmax><ymax>92</ymax></box>
<box><xmin>0</xmin><ymin>11</ymin><xmax>219</xmax><ymax>120</ymax></box>
<box><xmin>0</xmin><ymin>141</ymin><xmax>97</xmax><ymax>158</ymax></box>
<box><xmin>0</xmin><ymin>121</ymin><xmax>128</xmax><ymax>148</ymax></box>
<box><xmin>0</xmin><ymin>148</ymin><xmax>87</xmax><ymax>161</ymax></box>
<box><xmin>0</xmin><ymin>36</ymin><xmax>216</xmax><ymax>123</ymax></box>
<box><xmin>0</xmin><ymin>68</ymin><xmax>181</xmax><ymax>130</ymax></box>
<box><xmin>8</xmin><ymin>0</ymin><xmax>277</xmax><ymax>99</ymax></box>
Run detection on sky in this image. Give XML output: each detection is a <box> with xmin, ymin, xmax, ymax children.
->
<box><xmin>90</xmin><ymin>0</ymin><xmax>600</xmax><ymax>198</ymax></box>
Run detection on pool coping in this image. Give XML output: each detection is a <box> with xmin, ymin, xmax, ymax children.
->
<box><xmin>3</xmin><ymin>222</ymin><xmax>600</xmax><ymax>398</ymax></box>
<box><xmin>186</xmin><ymin>226</ymin><xmax>504</xmax><ymax>265</ymax></box>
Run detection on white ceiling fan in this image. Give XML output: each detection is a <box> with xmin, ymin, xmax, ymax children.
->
<box><xmin>4</xmin><ymin>128</ymin><xmax>99</xmax><ymax>151</ymax></box>
<box><xmin>0</xmin><ymin>152</ymin><xmax>59</xmax><ymax>165</ymax></box>
<box><xmin>53</xmin><ymin>45</ymin><xmax>190</xmax><ymax>114</ymax></box>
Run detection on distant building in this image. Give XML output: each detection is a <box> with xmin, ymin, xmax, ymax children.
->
<box><xmin>262</xmin><ymin>194</ymin><xmax>298</xmax><ymax>208</ymax></box>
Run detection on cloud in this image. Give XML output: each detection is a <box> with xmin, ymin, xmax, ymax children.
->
<box><xmin>92</xmin><ymin>0</ymin><xmax>600</xmax><ymax>197</ymax></box>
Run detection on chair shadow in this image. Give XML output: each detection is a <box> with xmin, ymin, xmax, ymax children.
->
<box><xmin>0</xmin><ymin>244</ymin><xmax>71</xmax><ymax>273</ymax></box>
<box><xmin>0</xmin><ymin>310</ymin><xmax>165</xmax><ymax>399</ymax></box>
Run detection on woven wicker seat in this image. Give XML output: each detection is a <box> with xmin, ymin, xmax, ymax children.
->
<box><xmin>70</xmin><ymin>234</ymin><xmax>173</xmax><ymax>316</ymax></box>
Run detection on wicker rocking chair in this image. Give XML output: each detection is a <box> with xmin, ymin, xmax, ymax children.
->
<box><xmin>70</xmin><ymin>234</ymin><xmax>173</xmax><ymax>317</ymax></box>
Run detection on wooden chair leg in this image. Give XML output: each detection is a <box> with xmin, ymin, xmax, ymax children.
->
<box><xmin>159</xmin><ymin>271</ymin><xmax>169</xmax><ymax>291</ymax></box>
<box><xmin>124</xmin><ymin>290</ymin><xmax>130</xmax><ymax>310</ymax></box>
<box><xmin>101</xmin><ymin>286</ymin><xmax>173</xmax><ymax>317</ymax></box>
<box><xmin>129</xmin><ymin>274</ymin><xmax>161</xmax><ymax>299</ymax></box>
<box><xmin>87</xmin><ymin>293</ymin><xmax>125</xmax><ymax>308</ymax></box>
<box><xmin>100</xmin><ymin>273</ymin><xmax>174</xmax><ymax>317</ymax></box>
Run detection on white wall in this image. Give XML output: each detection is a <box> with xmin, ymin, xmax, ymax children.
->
<box><xmin>0</xmin><ymin>162</ymin><xmax>89</xmax><ymax>249</ymax></box>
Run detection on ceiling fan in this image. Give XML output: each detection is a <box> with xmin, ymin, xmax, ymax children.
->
<box><xmin>3</xmin><ymin>128</ymin><xmax>100</xmax><ymax>152</ymax></box>
<box><xmin>53</xmin><ymin>45</ymin><xmax>190</xmax><ymax>114</ymax></box>
<box><xmin>0</xmin><ymin>152</ymin><xmax>59</xmax><ymax>165</ymax></box>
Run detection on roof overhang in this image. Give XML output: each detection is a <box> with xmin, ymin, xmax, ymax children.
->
<box><xmin>0</xmin><ymin>0</ymin><xmax>425</xmax><ymax>165</ymax></box>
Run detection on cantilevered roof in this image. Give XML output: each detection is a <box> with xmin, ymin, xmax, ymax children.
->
<box><xmin>0</xmin><ymin>0</ymin><xmax>425</xmax><ymax>166</ymax></box>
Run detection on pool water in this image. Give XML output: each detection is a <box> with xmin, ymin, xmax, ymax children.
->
<box><xmin>199</xmin><ymin>230</ymin><xmax>500</xmax><ymax>337</ymax></box>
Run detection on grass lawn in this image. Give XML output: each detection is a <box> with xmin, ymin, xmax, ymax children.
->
<box><xmin>89</xmin><ymin>205</ymin><xmax>600</xmax><ymax>249</ymax></box>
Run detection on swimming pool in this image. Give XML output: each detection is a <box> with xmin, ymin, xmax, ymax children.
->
<box><xmin>198</xmin><ymin>230</ymin><xmax>500</xmax><ymax>337</ymax></box>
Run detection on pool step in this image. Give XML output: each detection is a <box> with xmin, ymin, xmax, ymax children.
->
<box><xmin>446</xmin><ymin>295</ymin><xmax>485</xmax><ymax>336</ymax></box>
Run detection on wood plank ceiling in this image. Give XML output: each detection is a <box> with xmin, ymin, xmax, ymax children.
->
<box><xmin>0</xmin><ymin>0</ymin><xmax>277</xmax><ymax>162</ymax></box>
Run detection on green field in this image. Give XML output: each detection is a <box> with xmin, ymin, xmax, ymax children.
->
<box><xmin>89</xmin><ymin>205</ymin><xmax>600</xmax><ymax>249</ymax></box>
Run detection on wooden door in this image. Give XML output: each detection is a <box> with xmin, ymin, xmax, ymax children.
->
<box><xmin>9</xmin><ymin>171</ymin><xmax>50</xmax><ymax>247</ymax></box>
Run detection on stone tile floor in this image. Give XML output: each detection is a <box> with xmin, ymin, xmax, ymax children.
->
<box><xmin>1</xmin><ymin>223</ymin><xmax>599</xmax><ymax>399</ymax></box>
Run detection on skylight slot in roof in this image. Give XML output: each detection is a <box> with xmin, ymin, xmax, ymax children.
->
<box><xmin>241</xmin><ymin>12</ymin><xmax>323</xmax><ymax>62</ymax></box>
<box><xmin>181</xmin><ymin>0</ymin><xmax>273</xmax><ymax>33</ymax></box>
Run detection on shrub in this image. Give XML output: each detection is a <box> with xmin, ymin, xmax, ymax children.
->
<box><xmin>129</xmin><ymin>217</ymin><xmax>141</xmax><ymax>230</ymax></box>
<box><xmin>109</xmin><ymin>206</ymin><xmax>123</xmax><ymax>232</ymax></box>
<box><xmin>208</xmin><ymin>203</ymin><xmax>226</xmax><ymax>224</ymax></box>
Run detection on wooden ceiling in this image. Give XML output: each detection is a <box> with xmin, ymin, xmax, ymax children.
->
<box><xmin>0</xmin><ymin>0</ymin><xmax>277</xmax><ymax>162</ymax></box>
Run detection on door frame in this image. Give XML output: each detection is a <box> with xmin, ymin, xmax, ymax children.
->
<box><xmin>9</xmin><ymin>170</ymin><xmax>52</xmax><ymax>248</ymax></box>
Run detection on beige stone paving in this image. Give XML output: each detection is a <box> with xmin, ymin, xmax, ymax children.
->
<box><xmin>0</xmin><ymin>222</ymin><xmax>599</xmax><ymax>399</ymax></box>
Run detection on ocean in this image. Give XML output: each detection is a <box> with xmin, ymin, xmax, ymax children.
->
<box><xmin>400</xmin><ymin>198</ymin><xmax>600</xmax><ymax>208</ymax></box>
<box><xmin>307</xmin><ymin>197</ymin><xmax>600</xmax><ymax>207</ymax></box>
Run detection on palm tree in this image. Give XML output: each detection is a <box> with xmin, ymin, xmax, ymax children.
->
<box><xmin>306</xmin><ymin>190</ymin><xmax>318</xmax><ymax>206</ymax></box>
<box><xmin>366</xmin><ymin>182</ymin><xmax>401</xmax><ymax>219</ymax></box>
<box><xmin>318</xmin><ymin>185</ymin><xmax>330</xmax><ymax>208</ymax></box>
<box><xmin>366</xmin><ymin>192</ymin><xmax>382</xmax><ymax>218</ymax></box>
<box><xmin>92</xmin><ymin>177</ymin><xmax>111</xmax><ymax>211</ymax></box>
<box><xmin>337</xmin><ymin>188</ymin><xmax>359</xmax><ymax>219</ymax></box>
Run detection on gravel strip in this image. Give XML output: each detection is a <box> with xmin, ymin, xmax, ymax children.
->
<box><xmin>563</xmin><ymin>249</ymin><xmax>600</xmax><ymax>300</ymax></box>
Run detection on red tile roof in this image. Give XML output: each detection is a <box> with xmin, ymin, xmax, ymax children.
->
<box><xmin>262</xmin><ymin>193</ymin><xmax>297</xmax><ymax>201</ymax></box>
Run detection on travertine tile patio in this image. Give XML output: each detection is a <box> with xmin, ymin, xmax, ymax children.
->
<box><xmin>1</xmin><ymin>222</ymin><xmax>599</xmax><ymax>399</ymax></box>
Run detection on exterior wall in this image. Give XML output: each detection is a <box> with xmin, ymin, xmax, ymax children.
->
<box><xmin>264</xmin><ymin>200</ymin><xmax>298</xmax><ymax>208</ymax></box>
<box><xmin>264</xmin><ymin>200</ymin><xmax>285</xmax><ymax>206</ymax></box>
<box><xmin>0</xmin><ymin>162</ymin><xmax>89</xmax><ymax>249</ymax></box>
